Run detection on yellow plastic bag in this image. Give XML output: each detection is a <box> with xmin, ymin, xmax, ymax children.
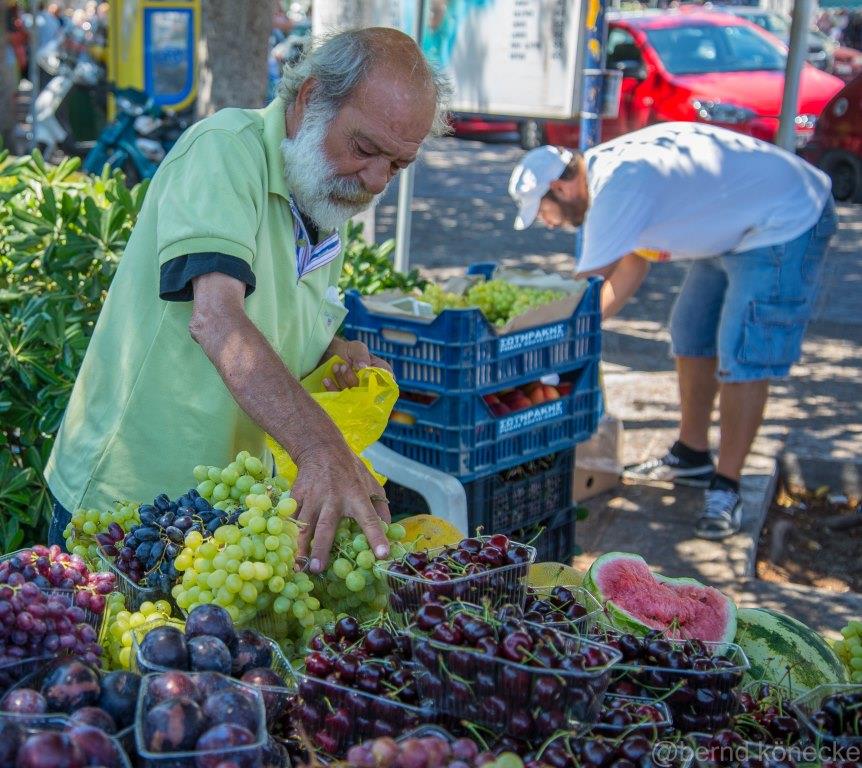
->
<box><xmin>266</xmin><ymin>356</ymin><xmax>399</xmax><ymax>485</ymax></box>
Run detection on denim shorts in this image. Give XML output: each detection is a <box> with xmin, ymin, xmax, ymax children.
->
<box><xmin>669</xmin><ymin>199</ymin><xmax>837</xmax><ymax>382</ymax></box>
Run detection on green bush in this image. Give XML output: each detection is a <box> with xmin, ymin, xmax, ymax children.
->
<box><xmin>0</xmin><ymin>151</ymin><xmax>146</xmax><ymax>551</ymax></box>
<box><xmin>0</xmin><ymin>152</ymin><xmax>418</xmax><ymax>552</ymax></box>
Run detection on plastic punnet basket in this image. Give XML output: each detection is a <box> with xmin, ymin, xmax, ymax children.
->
<box><xmin>0</xmin><ymin>655</ymin><xmax>57</xmax><ymax>695</ymax></box>
<box><xmin>592</xmin><ymin>631</ymin><xmax>750</xmax><ymax>732</ymax></box>
<box><xmin>97</xmin><ymin>545</ymin><xmax>168</xmax><ymax>611</ymax></box>
<box><xmin>0</xmin><ymin>712</ymin><xmax>133</xmax><ymax>768</ymax></box>
<box><xmin>791</xmin><ymin>683</ymin><xmax>862</xmax><ymax>747</ymax></box>
<box><xmin>7</xmin><ymin>656</ymin><xmax>138</xmax><ymax>745</ymax></box>
<box><xmin>131</xmin><ymin>619</ymin><xmax>189</xmax><ymax>675</ymax></box>
<box><xmin>293</xmin><ymin>662</ymin><xmax>436</xmax><ymax>757</ymax></box>
<box><xmin>382</xmin><ymin>362</ymin><xmax>599</xmax><ymax>480</ymax></box>
<box><xmin>342</xmin><ymin>275</ymin><xmax>602</xmax><ymax>395</ymax></box>
<box><xmin>135</xmin><ymin>671</ymin><xmax>267</xmax><ymax>768</ymax></box>
<box><xmin>687</xmin><ymin>732</ymin><xmax>811</xmax><ymax>767</ymax></box>
<box><xmin>378</xmin><ymin>536</ymin><xmax>536</xmax><ymax>623</ymax></box>
<box><xmin>409</xmin><ymin>606</ymin><xmax>621</xmax><ymax>734</ymax></box>
<box><xmin>590</xmin><ymin>693</ymin><xmax>673</xmax><ymax>736</ymax></box>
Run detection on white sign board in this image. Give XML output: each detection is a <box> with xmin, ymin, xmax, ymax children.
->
<box><xmin>312</xmin><ymin>0</ymin><xmax>585</xmax><ymax>120</ymax></box>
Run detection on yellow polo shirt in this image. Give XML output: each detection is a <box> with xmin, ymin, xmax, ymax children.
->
<box><xmin>45</xmin><ymin>97</ymin><xmax>347</xmax><ymax>512</ymax></box>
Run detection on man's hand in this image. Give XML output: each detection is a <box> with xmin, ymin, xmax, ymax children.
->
<box><xmin>292</xmin><ymin>444</ymin><xmax>391</xmax><ymax>573</ymax></box>
<box><xmin>322</xmin><ymin>337</ymin><xmax>393</xmax><ymax>391</ymax></box>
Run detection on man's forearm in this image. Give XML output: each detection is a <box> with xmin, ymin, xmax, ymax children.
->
<box><xmin>191</xmin><ymin>307</ymin><xmax>344</xmax><ymax>463</ymax></box>
<box><xmin>601</xmin><ymin>253</ymin><xmax>651</xmax><ymax>319</ymax></box>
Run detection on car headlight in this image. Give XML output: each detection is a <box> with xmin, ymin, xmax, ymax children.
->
<box><xmin>691</xmin><ymin>99</ymin><xmax>756</xmax><ymax>125</ymax></box>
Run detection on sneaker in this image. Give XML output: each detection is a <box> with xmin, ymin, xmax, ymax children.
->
<box><xmin>695</xmin><ymin>488</ymin><xmax>743</xmax><ymax>540</ymax></box>
<box><xmin>623</xmin><ymin>450</ymin><xmax>715</xmax><ymax>487</ymax></box>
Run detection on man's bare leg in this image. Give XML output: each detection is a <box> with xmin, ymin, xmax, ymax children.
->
<box><xmin>715</xmin><ymin>380</ymin><xmax>769</xmax><ymax>481</ymax></box>
<box><xmin>677</xmin><ymin>356</ymin><xmax>719</xmax><ymax>451</ymax></box>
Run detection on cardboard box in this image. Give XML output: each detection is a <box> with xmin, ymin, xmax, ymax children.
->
<box><xmin>572</xmin><ymin>415</ymin><xmax>624</xmax><ymax>502</ymax></box>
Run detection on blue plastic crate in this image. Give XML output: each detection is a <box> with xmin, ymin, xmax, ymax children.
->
<box><xmin>342</xmin><ymin>275</ymin><xmax>602</xmax><ymax>394</ymax></box>
<box><xmin>511</xmin><ymin>506</ymin><xmax>580</xmax><ymax>563</ymax></box>
<box><xmin>381</xmin><ymin>362</ymin><xmax>599</xmax><ymax>480</ymax></box>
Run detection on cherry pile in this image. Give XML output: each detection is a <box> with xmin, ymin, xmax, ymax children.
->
<box><xmin>295</xmin><ymin>616</ymin><xmax>429</xmax><ymax>755</ymax></box>
<box><xmin>0</xmin><ymin>545</ymin><xmax>116</xmax><ymax>614</ymax></box>
<box><xmin>590</xmin><ymin>694</ymin><xmax>670</xmax><ymax>736</ymax></box>
<box><xmin>411</xmin><ymin>602</ymin><xmax>619</xmax><ymax>735</ymax></box>
<box><xmin>699</xmin><ymin>729</ymin><xmax>799</xmax><ymax>768</ymax></box>
<box><xmin>113</xmin><ymin>489</ymin><xmax>236</xmax><ymax>592</ymax></box>
<box><xmin>0</xmin><ymin>582</ymin><xmax>103</xmax><ymax>669</ymax></box>
<box><xmin>1</xmin><ymin>658</ymin><xmax>140</xmax><ymax>734</ymax></box>
<box><xmin>806</xmin><ymin>688</ymin><xmax>862</xmax><ymax>740</ymax></box>
<box><xmin>733</xmin><ymin>684</ymin><xmax>802</xmax><ymax>746</ymax></box>
<box><xmin>536</xmin><ymin>733</ymin><xmax>690</xmax><ymax>768</ymax></box>
<box><xmin>510</xmin><ymin>585</ymin><xmax>599</xmax><ymax>631</ymax></box>
<box><xmin>344</xmin><ymin>732</ymin><xmax>517</xmax><ymax>768</ymax></box>
<box><xmin>591</xmin><ymin>628</ymin><xmax>746</xmax><ymax>732</ymax></box>
<box><xmin>384</xmin><ymin>535</ymin><xmax>533</xmax><ymax>614</ymax></box>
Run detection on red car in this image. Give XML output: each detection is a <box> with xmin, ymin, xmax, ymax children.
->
<box><xmin>802</xmin><ymin>73</ymin><xmax>862</xmax><ymax>202</ymax></box>
<box><xmin>543</xmin><ymin>10</ymin><xmax>845</xmax><ymax>147</ymax></box>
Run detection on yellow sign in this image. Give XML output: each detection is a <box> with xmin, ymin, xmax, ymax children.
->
<box><xmin>108</xmin><ymin>0</ymin><xmax>200</xmax><ymax>115</ymax></box>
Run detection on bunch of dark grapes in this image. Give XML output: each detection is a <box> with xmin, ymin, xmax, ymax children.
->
<box><xmin>0</xmin><ymin>582</ymin><xmax>103</xmax><ymax>668</ymax></box>
<box><xmin>113</xmin><ymin>489</ymin><xmax>239</xmax><ymax>592</ymax></box>
<box><xmin>0</xmin><ymin>545</ymin><xmax>116</xmax><ymax>614</ymax></box>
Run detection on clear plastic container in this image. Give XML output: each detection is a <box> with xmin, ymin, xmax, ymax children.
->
<box><xmin>378</xmin><ymin>537</ymin><xmax>536</xmax><ymax>623</ymax></box>
<box><xmin>590</xmin><ymin>693</ymin><xmax>673</xmax><ymax>736</ymax></box>
<box><xmin>687</xmin><ymin>732</ymin><xmax>809</xmax><ymax>767</ymax></box>
<box><xmin>410</xmin><ymin>607</ymin><xmax>621</xmax><ymax>735</ymax></box>
<box><xmin>523</xmin><ymin>585</ymin><xmax>605</xmax><ymax>634</ymax></box>
<box><xmin>131</xmin><ymin>619</ymin><xmax>189</xmax><ymax>675</ymax></box>
<box><xmin>791</xmin><ymin>683</ymin><xmax>862</xmax><ymax>747</ymax></box>
<box><xmin>135</xmin><ymin>671</ymin><xmax>267</xmax><ymax>768</ymax></box>
<box><xmin>98</xmin><ymin>545</ymin><xmax>167</xmax><ymax>611</ymax></box>
<box><xmin>294</xmin><ymin>662</ymin><xmax>436</xmax><ymax>757</ymax></box>
<box><xmin>0</xmin><ymin>655</ymin><xmax>57</xmax><ymax>695</ymax></box>
<box><xmin>542</xmin><ymin>732</ymin><xmax>694</xmax><ymax>768</ymax></box>
<box><xmin>0</xmin><ymin>712</ymin><xmax>133</xmax><ymax>768</ymax></box>
<box><xmin>595</xmin><ymin>634</ymin><xmax>750</xmax><ymax>732</ymax></box>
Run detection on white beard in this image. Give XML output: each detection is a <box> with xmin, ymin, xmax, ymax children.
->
<box><xmin>280</xmin><ymin>102</ymin><xmax>385</xmax><ymax>232</ymax></box>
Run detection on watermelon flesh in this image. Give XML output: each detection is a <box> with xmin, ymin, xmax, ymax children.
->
<box><xmin>585</xmin><ymin>552</ymin><xmax>737</xmax><ymax>643</ymax></box>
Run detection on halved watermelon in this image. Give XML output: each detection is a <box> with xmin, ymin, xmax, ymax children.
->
<box><xmin>584</xmin><ymin>552</ymin><xmax>737</xmax><ymax>643</ymax></box>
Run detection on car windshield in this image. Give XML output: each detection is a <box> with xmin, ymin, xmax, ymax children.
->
<box><xmin>743</xmin><ymin>12</ymin><xmax>790</xmax><ymax>35</ymax></box>
<box><xmin>645</xmin><ymin>23</ymin><xmax>787</xmax><ymax>74</ymax></box>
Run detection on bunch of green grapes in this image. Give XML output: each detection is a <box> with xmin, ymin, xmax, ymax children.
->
<box><xmin>509</xmin><ymin>287</ymin><xmax>567</xmax><ymax>320</ymax></box>
<box><xmin>192</xmin><ymin>450</ymin><xmax>291</xmax><ymax>511</ymax></box>
<box><xmin>418</xmin><ymin>283</ymin><xmax>466</xmax><ymax>314</ymax></box>
<box><xmin>102</xmin><ymin>596</ymin><xmax>176</xmax><ymax>670</ymax></box>
<box><xmin>834</xmin><ymin>620</ymin><xmax>862</xmax><ymax>682</ymax></box>
<box><xmin>465</xmin><ymin>280</ymin><xmax>519</xmax><ymax>324</ymax></box>
<box><xmin>63</xmin><ymin>500</ymin><xmax>140</xmax><ymax>567</ymax></box>
<box><xmin>313</xmin><ymin>518</ymin><xmax>409</xmax><ymax>622</ymax></box>
<box><xmin>171</xmin><ymin>492</ymin><xmax>328</xmax><ymax>643</ymax></box>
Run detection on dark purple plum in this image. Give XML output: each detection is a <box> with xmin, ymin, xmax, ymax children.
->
<box><xmin>194</xmin><ymin>723</ymin><xmax>257</xmax><ymax>768</ymax></box>
<box><xmin>143</xmin><ymin>697</ymin><xmax>205</xmax><ymax>752</ymax></box>
<box><xmin>69</xmin><ymin>706</ymin><xmax>117</xmax><ymax>733</ymax></box>
<box><xmin>67</xmin><ymin>724</ymin><xmax>122</xmax><ymax>766</ymax></box>
<box><xmin>231</xmin><ymin>630</ymin><xmax>272</xmax><ymax>677</ymax></box>
<box><xmin>1</xmin><ymin>688</ymin><xmax>48</xmax><ymax>714</ymax></box>
<box><xmin>188</xmin><ymin>635</ymin><xmax>232</xmax><ymax>675</ymax></box>
<box><xmin>0</xmin><ymin>719</ymin><xmax>23</xmax><ymax>764</ymax></box>
<box><xmin>97</xmin><ymin>670</ymin><xmax>141</xmax><ymax>729</ymax></box>
<box><xmin>202</xmin><ymin>690</ymin><xmax>260</xmax><ymax>733</ymax></box>
<box><xmin>194</xmin><ymin>671</ymin><xmax>234</xmax><ymax>701</ymax></box>
<box><xmin>14</xmin><ymin>731</ymin><xmax>86</xmax><ymax>768</ymax></box>
<box><xmin>146</xmin><ymin>671</ymin><xmax>199</xmax><ymax>706</ymax></box>
<box><xmin>185</xmin><ymin>605</ymin><xmax>238</xmax><ymax>653</ymax></box>
<box><xmin>140</xmin><ymin>626</ymin><xmax>189</xmax><ymax>670</ymax></box>
<box><xmin>41</xmin><ymin>660</ymin><xmax>101</xmax><ymax>713</ymax></box>
<box><xmin>240</xmin><ymin>668</ymin><xmax>287</xmax><ymax>722</ymax></box>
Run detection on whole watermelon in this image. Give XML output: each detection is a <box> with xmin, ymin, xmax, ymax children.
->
<box><xmin>734</xmin><ymin>607</ymin><xmax>849</xmax><ymax>693</ymax></box>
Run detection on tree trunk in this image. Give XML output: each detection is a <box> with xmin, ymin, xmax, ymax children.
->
<box><xmin>196</xmin><ymin>0</ymin><xmax>273</xmax><ymax>119</ymax></box>
<box><xmin>0</xmin><ymin>5</ymin><xmax>17</xmax><ymax>149</ymax></box>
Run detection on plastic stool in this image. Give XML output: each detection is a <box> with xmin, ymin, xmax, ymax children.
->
<box><xmin>363</xmin><ymin>442</ymin><xmax>468</xmax><ymax>535</ymax></box>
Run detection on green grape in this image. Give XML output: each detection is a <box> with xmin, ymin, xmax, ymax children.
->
<box><xmin>63</xmin><ymin>500</ymin><xmax>140</xmax><ymax>568</ymax></box>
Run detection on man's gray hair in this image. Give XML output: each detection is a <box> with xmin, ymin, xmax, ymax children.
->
<box><xmin>277</xmin><ymin>28</ymin><xmax>452</xmax><ymax>137</ymax></box>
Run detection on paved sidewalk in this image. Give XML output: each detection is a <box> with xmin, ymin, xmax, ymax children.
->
<box><xmin>377</xmin><ymin>137</ymin><xmax>862</xmax><ymax>633</ymax></box>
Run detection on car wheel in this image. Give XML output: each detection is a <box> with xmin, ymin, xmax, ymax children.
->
<box><xmin>820</xmin><ymin>151</ymin><xmax>862</xmax><ymax>203</ymax></box>
<box><xmin>519</xmin><ymin>119</ymin><xmax>545</xmax><ymax>150</ymax></box>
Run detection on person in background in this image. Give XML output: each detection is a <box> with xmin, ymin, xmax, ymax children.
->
<box><xmin>508</xmin><ymin>123</ymin><xmax>836</xmax><ymax>540</ymax></box>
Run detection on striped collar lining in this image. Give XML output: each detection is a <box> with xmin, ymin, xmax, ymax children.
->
<box><xmin>288</xmin><ymin>198</ymin><xmax>342</xmax><ymax>278</ymax></box>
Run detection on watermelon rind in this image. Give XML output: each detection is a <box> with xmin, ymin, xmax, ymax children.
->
<box><xmin>585</xmin><ymin>552</ymin><xmax>737</xmax><ymax>643</ymax></box>
<box><xmin>734</xmin><ymin>607</ymin><xmax>849</xmax><ymax>694</ymax></box>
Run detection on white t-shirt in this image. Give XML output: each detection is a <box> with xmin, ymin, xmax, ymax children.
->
<box><xmin>579</xmin><ymin>122</ymin><xmax>832</xmax><ymax>272</ymax></box>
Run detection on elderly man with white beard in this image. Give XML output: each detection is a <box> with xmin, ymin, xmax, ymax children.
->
<box><xmin>45</xmin><ymin>28</ymin><xmax>449</xmax><ymax>573</ymax></box>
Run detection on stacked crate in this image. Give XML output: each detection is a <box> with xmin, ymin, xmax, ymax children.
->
<box><xmin>341</xmin><ymin>266</ymin><xmax>602</xmax><ymax>562</ymax></box>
